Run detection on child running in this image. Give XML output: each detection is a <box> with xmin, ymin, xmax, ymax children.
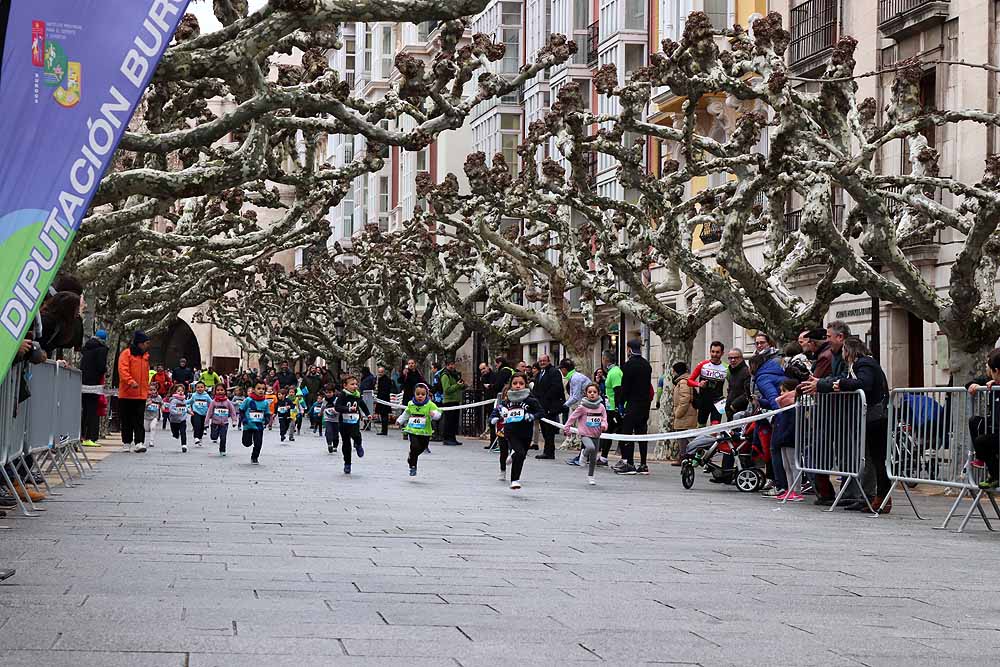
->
<box><xmin>189</xmin><ymin>381</ymin><xmax>212</xmax><ymax>447</ymax></box>
<box><xmin>264</xmin><ymin>385</ymin><xmax>278</xmax><ymax>430</ymax></box>
<box><xmin>207</xmin><ymin>384</ymin><xmax>238</xmax><ymax>456</ymax></box>
<box><xmin>144</xmin><ymin>382</ymin><xmax>163</xmax><ymax>447</ymax></box>
<box><xmin>336</xmin><ymin>375</ymin><xmax>371</xmax><ymax>475</ymax></box>
<box><xmin>166</xmin><ymin>383</ymin><xmax>190</xmax><ymax>453</ymax></box>
<box><xmin>276</xmin><ymin>389</ymin><xmax>295</xmax><ymax>443</ymax></box>
<box><xmin>232</xmin><ymin>386</ymin><xmax>246</xmax><ymax>429</ymax></box>
<box><xmin>240</xmin><ymin>381</ymin><xmax>271</xmax><ymax>464</ymax></box>
<box><xmin>319</xmin><ymin>385</ymin><xmax>341</xmax><ymax>455</ymax></box>
<box><xmin>490</xmin><ymin>372</ymin><xmax>544</xmax><ymax>490</ymax></box>
<box><xmin>309</xmin><ymin>398</ymin><xmax>323</xmax><ymax>435</ymax></box>
<box><xmin>562</xmin><ymin>382</ymin><xmax>608</xmax><ymax>485</ymax></box>
<box><xmin>396</xmin><ymin>383</ymin><xmax>441</xmax><ymax>477</ymax></box>
<box><xmin>294</xmin><ymin>389</ymin><xmax>306</xmax><ymax>434</ymax></box>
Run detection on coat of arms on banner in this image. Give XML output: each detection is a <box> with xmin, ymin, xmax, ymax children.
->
<box><xmin>32</xmin><ymin>19</ymin><xmax>81</xmax><ymax>108</ymax></box>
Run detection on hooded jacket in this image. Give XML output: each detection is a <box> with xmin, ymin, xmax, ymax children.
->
<box><xmin>80</xmin><ymin>335</ymin><xmax>108</xmax><ymax>385</ymax></box>
<box><xmin>752</xmin><ymin>357</ymin><xmax>786</xmax><ymax>411</ymax></box>
<box><xmin>672</xmin><ymin>373</ymin><xmax>699</xmax><ymax>430</ymax></box>
<box><xmin>118</xmin><ymin>348</ymin><xmax>150</xmax><ymax>400</ymax></box>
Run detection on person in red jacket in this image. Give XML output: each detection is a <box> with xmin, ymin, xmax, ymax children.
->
<box><xmin>117</xmin><ymin>331</ymin><xmax>151</xmax><ymax>453</ymax></box>
<box><xmin>688</xmin><ymin>341</ymin><xmax>728</xmax><ymax>426</ymax></box>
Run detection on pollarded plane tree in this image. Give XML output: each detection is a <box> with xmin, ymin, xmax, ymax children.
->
<box><xmin>64</xmin><ymin>0</ymin><xmax>575</xmax><ymax>338</ymax></box>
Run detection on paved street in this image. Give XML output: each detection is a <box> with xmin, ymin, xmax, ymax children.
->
<box><xmin>1</xmin><ymin>425</ymin><xmax>998</xmax><ymax>666</ymax></box>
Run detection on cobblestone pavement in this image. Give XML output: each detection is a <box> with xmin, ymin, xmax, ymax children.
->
<box><xmin>1</xmin><ymin>424</ymin><xmax>998</xmax><ymax>666</ymax></box>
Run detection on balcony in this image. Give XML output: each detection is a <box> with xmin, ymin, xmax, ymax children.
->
<box><xmin>788</xmin><ymin>0</ymin><xmax>838</xmax><ymax>71</ymax></box>
<box><xmin>344</xmin><ymin>72</ymin><xmax>356</xmax><ymax>88</ymax></box>
<box><xmin>783</xmin><ymin>204</ymin><xmax>844</xmax><ymax>233</ymax></box>
<box><xmin>587</xmin><ymin>21</ymin><xmax>599</xmax><ymax>67</ymax></box>
<box><xmin>699</xmin><ymin>219</ymin><xmax>723</xmax><ymax>245</ymax></box>
<box><xmin>581</xmin><ymin>151</ymin><xmax>597</xmax><ymax>188</ymax></box>
<box><xmin>878</xmin><ymin>0</ymin><xmax>950</xmax><ymax>39</ymax></box>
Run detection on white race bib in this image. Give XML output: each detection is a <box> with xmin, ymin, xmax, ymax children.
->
<box><xmin>170</xmin><ymin>405</ymin><xmax>187</xmax><ymax>416</ymax></box>
<box><xmin>324</xmin><ymin>407</ymin><xmax>337</xmax><ymax>419</ymax></box>
<box><xmin>342</xmin><ymin>412</ymin><xmax>359</xmax><ymax>425</ymax></box>
<box><xmin>278</xmin><ymin>406</ymin><xmax>290</xmax><ymax>415</ymax></box>
<box><xmin>145</xmin><ymin>403</ymin><xmax>158</xmax><ymax>413</ymax></box>
<box><xmin>194</xmin><ymin>399</ymin><xmax>208</xmax><ymax>411</ymax></box>
<box><xmin>714</xmin><ymin>399</ymin><xmax>727</xmax><ymax>415</ymax></box>
<box><xmin>585</xmin><ymin>415</ymin><xmax>603</xmax><ymax>428</ymax></box>
<box><xmin>407</xmin><ymin>415</ymin><xmax>427</xmax><ymax>429</ymax></box>
<box><xmin>505</xmin><ymin>407</ymin><xmax>525</xmax><ymax>424</ymax></box>
<box><xmin>248</xmin><ymin>410</ymin><xmax>265</xmax><ymax>422</ymax></box>
<box><xmin>214</xmin><ymin>408</ymin><xmax>230</xmax><ymax>418</ymax></box>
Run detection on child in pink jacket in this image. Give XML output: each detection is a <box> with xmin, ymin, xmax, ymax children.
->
<box><xmin>563</xmin><ymin>383</ymin><xmax>608</xmax><ymax>485</ymax></box>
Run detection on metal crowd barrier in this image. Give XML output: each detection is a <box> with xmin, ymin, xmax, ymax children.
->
<box><xmin>0</xmin><ymin>360</ymin><xmax>90</xmax><ymax>521</ymax></box>
<box><xmin>884</xmin><ymin>387</ymin><xmax>1000</xmax><ymax>532</ymax></box>
<box><xmin>790</xmin><ymin>389</ymin><xmax>870</xmax><ymax>512</ymax></box>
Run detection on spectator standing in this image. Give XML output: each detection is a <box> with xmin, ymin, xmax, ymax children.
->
<box><xmin>118</xmin><ymin>331</ymin><xmax>151</xmax><ymax>454</ymax></box>
<box><xmin>172</xmin><ymin>358</ymin><xmax>194</xmax><ymax>389</ymax></box>
<box><xmin>748</xmin><ymin>346</ymin><xmax>784</xmax><ymax>495</ymax></box>
<box><xmin>440</xmin><ymin>359</ymin><xmax>466</xmax><ymax>446</ymax></box>
<box><xmin>614</xmin><ymin>339</ymin><xmax>653</xmax><ymax>475</ymax></box>
<box><xmin>359</xmin><ymin>368</ymin><xmax>376</xmax><ymax>393</ymax></box>
<box><xmin>670</xmin><ymin>361</ymin><xmax>698</xmax><ymax>466</ymax></box>
<box><xmin>559</xmin><ymin>358</ymin><xmax>591</xmax><ymax>467</ymax></box>
<box><xmin>374</xmin><ymin>365</ymin><xmax>393</xmax><ymax>435</ymax></box>
<box><xmin>492</xmin><ymin>357</ymin><xmax>515</xmax><ymax>395</ymax></box>
<box><xmin>689</xmin><ymin>341</ymin><xmax>728</xmax><ymax>426</ymax></box>
<box><xmin>400</xmin><ymin>358</ymin><xmax>425</xmax><ymax>405</ymax></box>
<box><xmin>599</xmin><ymin>350</ymin><xmax>623</xmax><ymax>466</ymax></box>
<box><xmin>725</xmin><ymin>349</ymin><xmax>751</xmax><ymax>420</ymax></box>
<box><xmin>79</xmin><ymin>329</ymin><xmax>109</xmax><ymax>447</ymax></box>
<box><xmin>533</xmin><ymin>354</ymin><xmax>565</xmax><ymax>459</ymax></box>
<box><xmin>275</xmin><ymin>361</ymin><xmax>297</xmax><ymax>389</ymax></box>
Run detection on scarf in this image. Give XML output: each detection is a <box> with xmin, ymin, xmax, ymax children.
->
<box><xmin>581</xmin><ymin>398</ymin><xmax>603</xmax><ymax>410</ymax></box>
<box><xmin>248</xmin><ymin>390</ymin><xmax>266</xmax><ymax>401</ymax></box>
<box><xmin>507</xmin><ymin>388</ymin><xmax>530</xmax><ymax>402</ymax></box>
<box><xmin>172</xmin><ymin>392</ymin><xmax>185</xmax><ymax>402</ymax></box>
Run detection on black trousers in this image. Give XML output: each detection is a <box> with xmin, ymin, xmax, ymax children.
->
<box><xmin>324</xmin><ymin>421</ymin><xmax>340</xmax><ymax>448</ymax></box>
<box><xmin>210</xmin><ymin>423</ymin><xmax>229</xmax><ymax>452</ymax></box>
<box><xmin>81</xmin><ymin>393</ymin><xmax>100</xmax><ymax>442</ymax></box>
<box><xmin>620</xmin><ymin>403</ymin><xmax>651</xmax><ymax>466</ymax></box>
<box><xmin>507</xmin><ymin>434</ymin><xmax>530</xmax><ymax>482</ymax></box>
<box><xmin>119</xmin><ymin>398</ymin><xmax>146</xmax><ymax>445</ymax></box>
<box><xmin>540</xmin><ymin>412</ymin><xmax>560</xmax><ymax>457</ymax></box>
<box><xmin>242</xmin><ymin>428</ymin><xmax>264</xmax><ymax>461</ymax></box>
<box><xmin>376</xmin><ymin>408</ymin><xmax>390</xmax><ymax>435</ymax></box>
<box><xmin>600</xmin><ymin>410</ymin><xmax>619</xmax><ymax>458</ymax></box>
<box><xmin>696</xmin><ymin>401</ymin><xmax>723</xmax><ymax>426</ymax></box>
<box><xmin>974</xmin><ymin>431</ymin><xmax>1000</xmax><ymax>478</ymax></box>
<box><xmin>441</xmin><ymin>402</ymin><xmax>459</xmax><ymax>443</ymax></box>
<box><xmin>191</xmin><ymin>413</ymin><xmax>206</xmax><ymax>440</ymax></box>
<box><xmin>279</xmin><ymin>417</ymin><xmax>294</xmax><ymax>439</ymax></box>
<box><xmin>408</xmin><ymin>434</ymin><xmax>429</xmax><ymax>467</ymax></box>
<box><xmin>867</xmin><ymin>420</ymin><xmax>891</xmax><ymax>497</ymax></box>
<box><xmin>339</xmin><ymin>423</ymin><xmax>361</xmax><ymax>464</ymax></box>
<box><xmin>170</xmin><ymin>420</ymin><xmax>187</xmax><ymax>446</ymax></box>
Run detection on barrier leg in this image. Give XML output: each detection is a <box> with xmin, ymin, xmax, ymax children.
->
<box><xmin>10</xmin><ymin>463</ymin><xmax>45</xmax><ymax>513</ymax></box>
<box><xmin>74</xmin><ymin>441</ymin><xmax>94</xmax><ymax>471</ymax></box>
<box><xmin>51</xmin><ymin>446</ymin><xmax>78</xmax><ymax>486</ymax></box>
<box><xmin>956</xmin><ymin>490</ymin><xmax>994</xmax><ymax>533</ymax></box>
<box><xmin>936</xmin><ymin>488</ymin><xmax>968</xmax><ymax>530</ymax></box>
<box><xmin>898</xmin><ymin>483</ymin><xmax>925</xmax><ymax>520</ymax></box>
<box><xmin>38</xmin><ymin>448</ymin><xmax>70</xmax><ymax>490</ymax></box>
<box><xmin>826</xmin><ymin>475</ymin><xmax>857</xmax><ymax>512</ymax></box>
<box><xmin>64</xmin><ymin>442</ymin><xmax>86</xmax><ymax>479</ymax></box>
<box><xmin>28</xmin><ymin>455</ymin><xmax>59</xmax><ymax>496</ymax></box>
<box><xmin>0</xmin><ymin>465</ymin><xmax>38</xmax><ymax>517</ymax></box>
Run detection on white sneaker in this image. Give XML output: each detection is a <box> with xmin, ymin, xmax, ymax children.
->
<box><xmin>498</xmin><ymin>471</ymin><xmax>506</xmax><ymax>481</ymax></box>
<box><xmin>181</xmin><ymin>445</ymin><xmax>188</xmax><ymax>453</ymax></box>
<box><xmin>122</xmin><ymin>443</ymin><xmax>131</xmax><ymax>452</ymax></box>
<box><xmin>587</xmin><ymin>476</ymin><xmax>596</xmax><ymax>485</ymax></box>
<box><xmin>195</xmin><ymin>439</ymin><xmax>202</xmax><ymax>447</ymax></box>
<box><xmin>510</xmin><ymin>480</ymin><xmax>521</xmax><ymax>490</ymax></box>
<box><xmin>132</xmin><ymin>443</ymin><xmax>147</xmax><ymax>453</ymax></box>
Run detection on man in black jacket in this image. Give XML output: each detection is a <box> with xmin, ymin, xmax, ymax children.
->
<box><xmin>276</xmin><ymin>361</ymin><xmax>297</xmax><ymax>389</ymax></box>
<box><xmin>80</xmin><ymin>329</ymin><xmax>109</xmax><ymax>446</ymax></box>
<box><xmin>172</xmin><ymin>358</ymin><xmax>194</xmax><ymax>388</ymax></box>
<box><xmin>374</xmin><ymin>365</ymin><xmax>394</xmax><ymax>435</ymax></box>
<box><xmin>614</xmin><ymin>339</ymin><xmax>653</xmax><ymax>475</ymax></box>
<box><xmin>725</xmin><ymin>348</ymin><xmax>750</xmax><ymax>419</ymax></box>
<box><xmin>532</xmin><ymin>354</ymin><xmax>565</xmax><ymax>459</ymax></box>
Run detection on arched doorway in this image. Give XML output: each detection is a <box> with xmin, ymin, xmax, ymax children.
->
<box><xmin>149</xmin><ymin>319</ymin><xmax>202</xmax><ymax>370</ymax></box>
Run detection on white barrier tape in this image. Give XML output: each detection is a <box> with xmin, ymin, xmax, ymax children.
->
<box><xmin>375</xmin><ymin>397</ymin><xmax>497</xmax><ymax>411</ymax></box>
<box><xmin>542</xmin><ymin>403</ymin><xmax>796</xmax><ymax>442</ymax></box>
<box><xmin>81</xmin><ymin>385</ymin><xmax>116</xmax><ymax>395</ymax></box>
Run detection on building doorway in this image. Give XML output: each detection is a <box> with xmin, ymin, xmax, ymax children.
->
<box><xmin>907</xmin><ymin>312</ymin><xmax>924</xmax><ymax>387</ymax></box>
<box><xmin>149</xmin><ymin>319</ymin><xmax>202</xmax><ymax>370</ymax></box>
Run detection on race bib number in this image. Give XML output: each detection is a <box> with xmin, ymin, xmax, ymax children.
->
<box><xmin>312</xmin><ymin>405</ymin><xmax>322</xmax><ymax>415</ymax></box>
<box><xmin>585</xmin><ymin>415</ymin><xmax>603</xmax><ymax>428</ymax></box>
<box><xmin>248</xmin><ymin>410</ymin><xmax>265</xmax><ymax>422</ymax></box>
<box><xmin>214</xmin><ymin>408</ymin><xmax>230</xmax><ymax>418</ymax></box>
<box><xmin>324</xmin><ymin>407</ymin><xmax>337</xmax><ymax>419</ymax></box>
<box><xmin>145</xmin><ymin>403</ymin><xmax>158</xmax><ymax>413</ymax></box>
<box><xmin>408</xmin><ymin>415</ymin><xmax>427</xmax><ymax>429</ymax></box>
<box><xmin>170</xmin><ymin>405</ymin><xmax>187</xmax><ymax>416</ymax></box>
<box><xmin>505</xmin><ymin>407</ymin><xmax>526</xmax><ymax>424</ymax></box>
<box><xmin>714</xmin><ymin>399</ymin><xmax>727</xmax><ymax>415</ymax></box>
<box><xmin>194</xmin><ymin>399</ymin><xmax>208</xmax><ymax>411</ymax></box>
<box><xmin>278</xmin><ymin>406</ymin><xmax>290</xmax><ymax>415</ymax></box>
<box><xmin>342</xmin><ymin>412</ymin><xmax>359</xmax><ymax>425</ymax></box>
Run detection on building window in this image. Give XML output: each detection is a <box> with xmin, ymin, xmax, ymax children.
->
<box><xmin>363</xmin><ymin>24</ymin><xmax>372</xmax><ymax>74</ymax></box>
<box><xmin>501</xmin><ymin>133</ymin><xmax>519</xmax><ymax>174</ymax></box>
<box><xmin>624</xmin><ymin>0</ymin><xmax>645</xmax><ymax>30</ymax></box>
<box><xmin>624</xmin><ymin>43</ymin><xmax>644</xmax><ymax>78</ymax></box>
<box><xmin>659</xmin><ymin>0</ymin><xmax>691</xmax><ymax>42</ymax></box>
<box><xmin>378</xmin><ymin>176</ymin><xmax>390</xmax><ymax>230</ymax></box>
<box><xmin>502</xmin><ymin>27</ymin><xmax>520</xmax><ymax>73</ymax></box>
<box><xmin>502</xmin><ymin>2</ymin><xmax>521</xmax><ymax>25</ymax></box>
<box><xmin>416</xmin><ymin>147</ymin><xmax>428</xmax><ymax>172</ymax></box>
<box><xmin>705</xmin><ymin>0</ymin><xmax>732</xmax><ymax>31</ymax></box>
<box><xmin>380</xmin><ymin>25</ymin><xmax>393</xmax><ymax>79</ymax></box>
<box><xmin>573</xmin><ymin>78</ymin><xmax>591</xmax><ymax>111</ymax></box>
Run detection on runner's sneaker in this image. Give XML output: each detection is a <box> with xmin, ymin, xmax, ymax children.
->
<box><xmin>615</xmin><ymin>463</ymin><xmax>638</xmax><ymax>475</ymax></box>
<box><xmin>761</xmin><ymin>486</ymin><xmax>783</xmax><ymax>498</ymax></box>
<box><xmin>566</xmin><ymin>456</ymin><xmax>580</xmax><ymax>466</ymax></box>
<box><xmin>122</xmin><ymin>443</ymin><xmax>131</xmax><ymax>452</ymax></box>
<box><xmin>251</xmin><ymin>459</ymin><xmax>259</xmax><ymax>465</ymax></box>
<box><xmin>785</xmin><ymin>492</ymin><xmax>805</xmax><ymax>502</ymax></box>
<box><xmin>636</xmin><ymin>465</ymin><xmax>649</xmax><ymax>475</ymax></box>
<box><xmin>327</xmin><ymin>444</ymin><xmax>335</xmax><ymax>454</ymax></box>
<box><xmin>587</xmin><ymin>476</ymin><xmax>596</xmax><ymax>486</ymax></box>
<box><xmin>181</xmin><ymin>445</ymin><xmax>188</xmax><ymax>453</ymax></box>
<box><xmin>510</xmin><ymin>480</ymin><xmax>521</xmax><ymax>490</ymax></box>
<box><xmin>195</xmin><ymin>439</ymin><xmax>202</xmax><ymax>447</ymax></box>
<box><xmin>356</xmin><ymin>444</ymin><xmax>364</xmax><ymax>458</ymax></box>
<box><xmin>220</xmin><ymin>452</ymin><xmax>227</xmax><ymax>457</ymax></box>
<box><xmin>596</xmin><ymin>457</ymin><xmax>608</xmax><ymax>467</ymax></box>
<box><xmin>498</xmin><ymin>471</ymin><xmax>506</xmax><ymax>481</ymax></box>
<box><xmin>132</xmin><ymin>443</ymin><xmax>147</xmax><ymax>453</ymax></box>
<box><xmin>409</xmin><ymin>466</ymin><xmax>417</xmax><ymax>477</ymax></box>
<box><xmin>344</xmin><ymin>464</ymin><xmax>351</xmax><ymax>475</ymax></box>
<box><xmin>611</xmin><ymin>460</ymin><xmax>629</xmax><ymax>474</ymax></box>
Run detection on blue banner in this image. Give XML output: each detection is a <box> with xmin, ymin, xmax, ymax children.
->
<box><xmin>0</xmin><ymin>0</ymin><xmax>189</xmax><ymax>381</ymax></box>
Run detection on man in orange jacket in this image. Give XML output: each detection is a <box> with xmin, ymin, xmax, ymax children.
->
<box><xmin>118</xmin><ymin>331</ymin><xmax>151</xmax><ymax>453</ymax></box>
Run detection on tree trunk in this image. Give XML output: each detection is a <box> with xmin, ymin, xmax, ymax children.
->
<box><xmin>947</xmin><ymin>339</ymin><xmax>990</xmax><ymax>386</ymax></box>
<box><xmin>651</xmin><ymin>336</ymin><xmax>695</xmax><ymax>461</ymax></box>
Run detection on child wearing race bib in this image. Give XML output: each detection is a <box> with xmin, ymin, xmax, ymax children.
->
<box><xmin>264</xmin><ymin>387</ymin><xmax>278</xmax><ymax>430</ymax></box>
<box><xmin>489</xmin><ymin>373</ymin><xmax>545</xmax><ymax>490</ymax></box>
<box><xmin>207</xmin><ymin>384</ymin><xmax>238</xmax><ymax>456</ymax></box>
<box><xmin>144</xmin><ymin>382</ymin><xmax>163</xmax><ymax>448</ymax></box>
<box><xmin>276</xmin><ymin>389</ymin><xmax>296</xmax><ymax>443</ymax></box>
<box><xmin>240</xmin><ymin>382</ymin><xmax>271</xmax><ymax>464</ymax></box>
<box><xmin>166</xmin><ymin>384</ymin><xmax>191</xmax><ymax>453</ymax></box>
<box><xmin>562</xmin><ymin>383</ymin><xmax>609</xmax><ymax>485</ymax></box>
<box><xmin>232</xmin><ymin>386</ymin><xmax>245</xmax><ymax>429</ymax></box>
<box><xmin>293</xmin><ymin>390</ymin><xmax>306</xmax><ymax>435</ymax></box>
<box><xmin>309</xmin><ymin>396</ymin><xmax>323</xmax><ymax>435</ymax></box>
<box><xmin>318</xmin><ymin>385</ymin><xmax>341</xmax><ymax>455</ymax></box>
<box><xmin>396</xmin><ymin>383</ymin><xmax>441</xmax><ymax>477</ymax></box>
<box><xmin>189</xmin><ymin>381</ymin><xmax>212</xmax><ymax>447</ymax></box>
<box><xmin>335</xmin><ymin>376</ymin><xmax>371</xmax><ymax>475</ymax></box>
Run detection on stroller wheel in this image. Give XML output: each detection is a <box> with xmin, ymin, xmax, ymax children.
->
<box><xmin>680</xmin><ymin>462</ymin><xmax>695</xmax><ymax>489</ymax></box>
<box><xmin>735</xmin><ymin>468</ymin><xmax>764</xmax><ymax>492</ymax></box>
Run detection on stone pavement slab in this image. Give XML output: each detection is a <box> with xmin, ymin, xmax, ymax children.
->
<box><xmin>2</xmin><ymin>424</ymin><xmax>999</xmax><ymax>664</ymax></box>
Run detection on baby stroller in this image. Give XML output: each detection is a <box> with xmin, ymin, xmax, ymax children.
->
<box><xmin>680</xmin><ymin>418</ymin><xmax>767</xmax><ymax>492</ymax></box>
